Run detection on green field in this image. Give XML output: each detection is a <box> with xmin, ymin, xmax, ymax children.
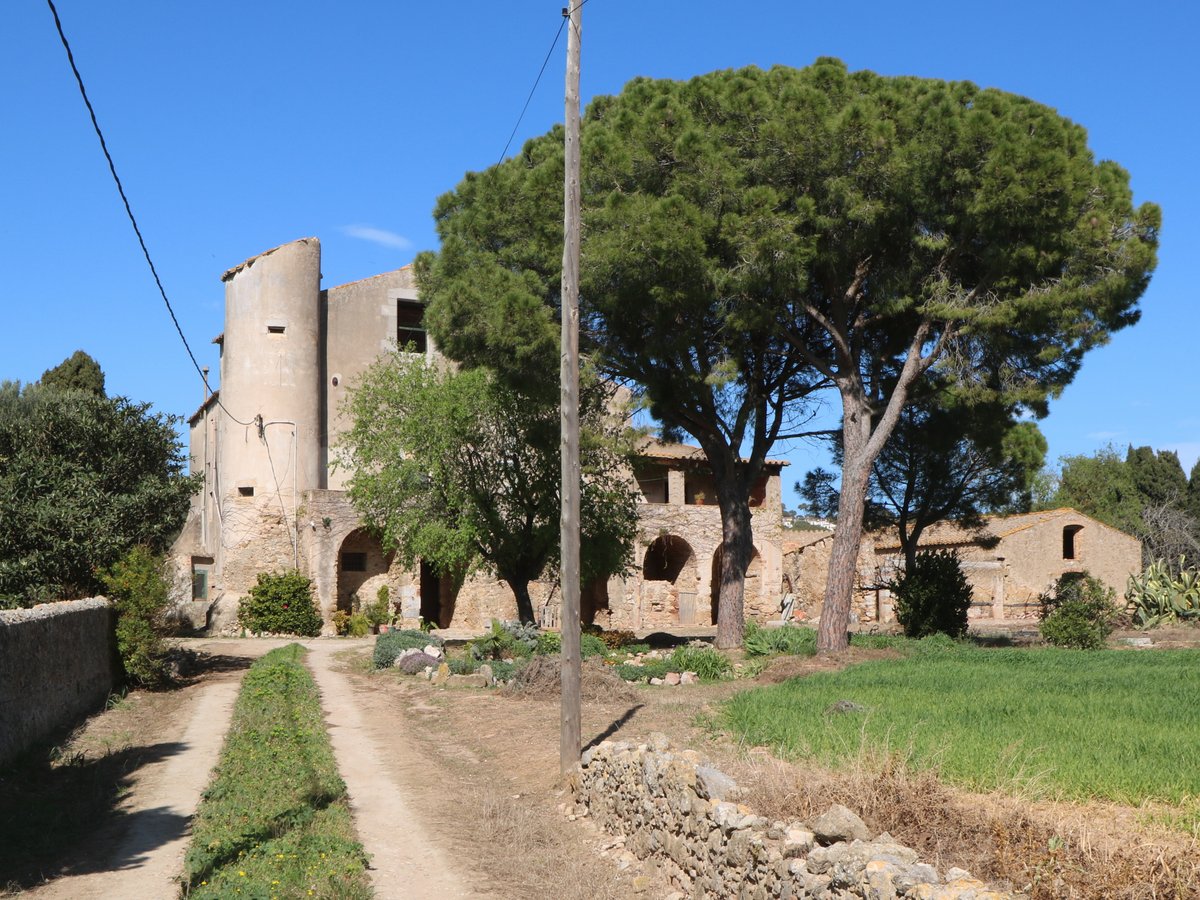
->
<box><xmin>724</xmin><ymin>644</ymin><xmax>1200</xmax><ymax>807</ymax></box>
<box><xmin>182</xmin><ymin>644</ymin><xmax>371</xmax><ymax>899</ymax></box>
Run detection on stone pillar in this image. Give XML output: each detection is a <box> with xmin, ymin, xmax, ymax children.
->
<box><xmin>667</xmin><ymin>469</ymin><xmax>686</xmax><ymax>505</ymax></box>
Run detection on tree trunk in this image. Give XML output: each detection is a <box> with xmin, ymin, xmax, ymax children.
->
<box><xmin>817</xmin><ymin>390</ymin><xmax>873</xmax><ymax>653</ymax></box>
<box><xmin>715</xmin><ymin>481</ymin><xmax>754</xmax><ymax>649</ymax></box>
<box><xmin>507</xmin><ymin>579</ymin><xmax>537</xmax><ymax>624</ymax></box>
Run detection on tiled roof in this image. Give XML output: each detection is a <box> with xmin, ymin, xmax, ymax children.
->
<box><xmin>870</xmin><ymin>508</ymin><xmax>1089</xmax><ymax>551</ymax></box>
<box><xmin>635</xmin><ymin>437</ymin><xmax>788</xmax><ymax>468</ymax></box>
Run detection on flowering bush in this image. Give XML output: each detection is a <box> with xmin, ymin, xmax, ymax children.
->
<box><xmin>238</xmin><ymin>571</ymin><xmax>323</xmax><ymax>636</ymax></box>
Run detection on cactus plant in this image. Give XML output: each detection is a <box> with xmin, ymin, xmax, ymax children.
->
<box><xmin>1126</xmin><ymin>558</ymin><xmax>1200</xmax><ymax>627</ymax></box>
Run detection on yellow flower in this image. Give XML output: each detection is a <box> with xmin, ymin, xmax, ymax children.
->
<box><xmin>239</xmin><ymin>870</ymin><xmax>246</xmax><ymax>877</ymax></box>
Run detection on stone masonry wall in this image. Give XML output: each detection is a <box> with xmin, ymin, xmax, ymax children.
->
<box><xmin>575</xmin><ymin>736</ymin><xmax>1011</xmax><ymax>899</ymax></box>
<box><xmin>0</xmin><ymin>599</ymin><xmax>114</xmax><ymax>766</ymax></box>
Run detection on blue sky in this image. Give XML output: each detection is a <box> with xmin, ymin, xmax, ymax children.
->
<box><xmin>3</xmin><ymin>1</ymin><xmax>1196</xmax><ymax>501</ymax></box>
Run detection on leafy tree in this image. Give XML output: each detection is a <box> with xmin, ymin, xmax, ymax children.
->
<box><xmin>417</xmin><ymin>60</ymin><xmax>1157</xmax><ymax>651</ymax></box>
<box><xmin>760</xmin><ymin>61</ymin><xmax>1157</xmax><ymax>650</ymax></box>
<box><xmin>1188</xmin><ymin>459</ymin><xmax>1200</xmax><ymax>534</ymax></box>
<box><xmin>339</xmin><ymin>353</ymin><xmax>638</xmax><ymax>624</ymax></box>
<box><xmin>0</xmin><ymin>382</ymin><xmax>195</xmax><ymax>607</ymax></box>
<box><xmin>890</xmin><ymin>549</ymin><xmax>973</xmax><ymax>639</ymax></box>
<box><xmin>1126</xmin><ymin>445</ymin><xmax>1187</xmax><ymax>510</ymax></box>
<box><xmin>40</xmin><ymin>350</ymin><xmax>105</xmax><ymax>396</ymax></box>
<box><xmin>1050</xmin><ymin>447</ymin><xmax>1142</xmax><ymax>533</ymax></box>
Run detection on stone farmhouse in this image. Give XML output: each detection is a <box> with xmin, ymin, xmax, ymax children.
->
<box><xmin>781</xmin><ymin>508</ymin><xmax>1142</xmax><ymax>626</ymax></box>
<box><xmin>172</xmin><ymin>238</ymin><xmax>788</xmax><ymax>633</ymax></box>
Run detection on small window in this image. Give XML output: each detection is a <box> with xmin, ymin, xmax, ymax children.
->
<box><xmin>397</xmin><ymin>300</ymin><xmax>427</xmax><ymax>353</ymax></box>
<box><xmin>238</xmin><ymin>486</ymin><xmax>255</xmax><ymax>497</ymax></box>
<box><xmin>341</xmin><ymin>552</ymin><xmax>367</xmax><ymax>572</ymax></box>
<box><xmin>1063</xmin><ymin>524</ymin><xmax>1083</xmax><ymax>560</ymax></box>
<box><xmin>267</xmin><ymin>324</ymin><xmax>286</xmax><ymax>335</ymax></box>
<box><xmin>192</xmin><ymin>570</ymin><xmax>209</xmax><ymax>601</ymax></box>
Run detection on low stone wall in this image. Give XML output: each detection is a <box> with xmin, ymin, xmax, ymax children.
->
<box><xmin>0</xmin><ymin>598</ymin><xmax>114</xmax><ymax>766</ymax></box>
<box><xmin>574</xmin><ymin>736</ymin><xmax>1012</xmax><ymax>899</ymax></box>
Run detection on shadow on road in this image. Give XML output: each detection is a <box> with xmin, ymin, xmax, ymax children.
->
<box><xmin>584</xmin><ymin>704</ymin><xmax>645</xmax><ymax>750</ymax></box>
<box><xmin>0</xmin><ymin>740</ymin><xmax>189</xmax><ymax>889</ymax></box>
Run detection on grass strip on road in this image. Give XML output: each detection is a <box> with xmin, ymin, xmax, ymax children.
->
<box><xmin>182</xmin><ymin>644</ymin><xmax>371</xmax><ymax>899</ymax></box>
<box><xmin>724</xmin><ymin>644</ymin><xmax>1200</xmax><ymax>809</ymax></box>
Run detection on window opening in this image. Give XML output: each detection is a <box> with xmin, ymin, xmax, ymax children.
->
<box><xmin>238</xmin><ymin>486</ymin><xmax>255</xmax><ymax>497</ymax></box>
<box><xmin>267</xmin><ymin>324</ymin><xmax>286</xmax><ymax>334</ymax></box>
<box><xmin>397</xmin><ymin>300</ymin><xmax>427</xmax><ymax>353</ymax></box>
<box><xmin>341</xmin><ymin>551</ymin><xmax>367</xmax><ymax>572</ymax></box>
<box><xmin>1062</xmin><ymin>524</ymin><xmax>1083</xmax><ymax>560</ymax></box>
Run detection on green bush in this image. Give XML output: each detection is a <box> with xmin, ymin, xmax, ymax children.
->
<box><xmin>891</xmin><ymin>549</ymin><xmax>973</xmax><ymax>639</ymax></box>
<box><xmin>373</xmin><ymin>629</ymin><xmax>442</xmax><ymax>669</ymax></box>
<box><xmin>1039</xmin><ymin>572</ymin><xmax>1116</xmax><ymax>650</ymax></box>
<box><xmin>364</xmin><ymin>585</ymin><xmax>392</xmax><ymax>628</ymax></box>
<box><xmin>448</xmin><ymin>654</ymin><xmax>481</xmax><ymax>675</ymax></box>
<box><xmin>535</xmin><ymin>631</ymin><xmax>561</xmax><ymax>655</ymax></box>
<box><xmin>668</xmin><ymin>644</ymin><xmax>733</xmax><ymax>681</ymax></box>
<box><xmin>743</xmin><ymin>620</ymin><xmax>817</xmax><ymax>657</ymax></box>
<box><xmin>468</xmin><ymin>620</ymin><xmax>532</xmax><ymax>660</ymax></box>
<box><xmin>581</xmin><ymin>632</ymin><xmax>608</xmax><ymax>659</ymax></box>
<box><xmin>347</xmin><ymin>612</ymin><xmax>370</xmax><ymax>637</ymax></box>
<box><xmin>100</xmin><ymin>546</ymin><xmax>173</xmax><ymax>688</ymax></box>
<box><xmin>238</xmin><ymin>571</ymin><xmax>323</xmax><ymax>636</ymax></box>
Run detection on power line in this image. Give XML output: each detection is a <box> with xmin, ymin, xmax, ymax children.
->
<box><xmin>45</xmin><ymin>0</ymin><xmax>255</xmax><ymax>427</ymax></box>
<box><xmin>496</xmin><ymin>0</ymin><xmax>593</xmax><ymax>167</ymax></box>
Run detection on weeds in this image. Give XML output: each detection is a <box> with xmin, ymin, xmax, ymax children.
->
<box><xmin>181</xmin><ymin>645</ymin><xmax>370</xmax><ymax>899</ymax></box>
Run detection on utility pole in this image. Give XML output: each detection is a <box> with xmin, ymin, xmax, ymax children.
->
<box><xmin>559</xmin><ymin>0</ymin><xmax>583</xmax><ymax>776</ymax></box>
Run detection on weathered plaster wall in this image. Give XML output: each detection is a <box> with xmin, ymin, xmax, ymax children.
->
<box><xmin>0</xmin><ymin>599</ymin><xmax>114</xmax><ymax>766</ymax></box>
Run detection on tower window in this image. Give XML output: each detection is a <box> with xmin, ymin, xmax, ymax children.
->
<box><xmin>267</xmin><ymin>324</ymin><xmax>286</xmax><ymax>335</ymax></box>
<box><xmin>397</xmin><ymin>300</ymin><xmax>427</xmax><ymax>353</ymax></box>
<box><xmin>238</xmin><ymin>486</ymin><xmax>255</xmax><ymax>497</ymax></box>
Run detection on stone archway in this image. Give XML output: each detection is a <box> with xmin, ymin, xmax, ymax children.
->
<box><xmin>642</xmin><ymin>535</ymin><xmax>699</xmax><ymax>625</ymax></box>
<box><xmin>710</xmin><ymin>546</ymin><xmax>762</xmax><ymax>625</ymax></box>
<box><xmin>336</xmin><ymin>529</ymin><xmax>392</xmax><ymax>614</ymax></box>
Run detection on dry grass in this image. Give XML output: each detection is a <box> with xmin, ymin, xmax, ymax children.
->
<box><xmin>505</xmin><ymin>656</ymin><xmax>639</xmax><ymax>704</ymax></box>
<box><xmin>733</xmin><ymin>747</ymin><xmax>1200</xmax><ymax>899</ymax></box>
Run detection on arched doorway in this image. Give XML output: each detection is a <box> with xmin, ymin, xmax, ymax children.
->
<box><xmin>337</xmin><ymin>529</ymin><xmax>392</xmax><ymax>614</ymax></box>
<box><xmin>710</xmin><ymin>546</ymin><xmax>762</xmax><ymax>624</ymax></box>
<box><xmin>582</xmin><ymin>578</ymin><xmax>610</xmax><ymax>626</ymax></box>
<box><xmin>642</xmin><ymin>535</ymin><xmax>698</xmax><ymax>624</ymax></box>
<box><xmin>419</xmin><ymin>560</ymin><xmax>459</xmax><ymax>629</ymax></box>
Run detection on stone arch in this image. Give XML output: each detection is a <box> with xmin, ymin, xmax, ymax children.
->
<box><xmin>336</xmin><ymin>529</ymin><xmax>392</xmax><ymax>614</ymax></box>
<box><xmin>710</xmin><ymin>545</ymin><xmax>762</xmax><ymax>625</ymax></box>
<box><xmin>641</xmin><ymin>535</ymin><xmax>699</xmax><ymax>625</ymax></box>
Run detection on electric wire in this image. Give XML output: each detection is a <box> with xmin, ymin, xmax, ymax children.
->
<box><xmin>45</xmin><ymin>0</ymin><xmax>256</xmax><ymax>428</ymax></box>
<box><xmin>495</xmin><ymin>0</ymin><xmax>592</xmax><ymax>166</ymax></box>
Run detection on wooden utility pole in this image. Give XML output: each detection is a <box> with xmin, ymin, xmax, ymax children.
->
<box><xmin>559</xmin><ymin>0</ymin><xmax>583</xmax><ymax>775</ymax></box>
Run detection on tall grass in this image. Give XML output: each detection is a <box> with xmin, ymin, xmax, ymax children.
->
<box><xmin>182</xmin><ymin>644</ymin><xmax>371</xmax><ymax>899</ymax></box>
<box><xmin>724</xmin><ymin>646</ymin><xmax>1200</xmax><ymax>807</ymax></box>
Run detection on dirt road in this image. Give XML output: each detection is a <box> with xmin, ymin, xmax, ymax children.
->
<box><xmin>300</xmin><ymin>641</ymin><xmax>480</xmax><ymax>899</ymax></box>
<box><xmin>26</xmin><ymin>639</ymin><xmax>285</xmax><ymax>900</ymax></box>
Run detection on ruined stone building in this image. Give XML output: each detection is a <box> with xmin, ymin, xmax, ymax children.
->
<box><xmin>172</xmin><ymin>238</ymin><xmax>788</xmax><ymax>632</ymax></box>
<box><xmin>781</xmin><ymin>507</ymin><xmax>1142</xmax><ymax>626</ymax></box>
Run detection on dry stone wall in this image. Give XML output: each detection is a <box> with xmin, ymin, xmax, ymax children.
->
<box><xmin>0</xmin><ymin>598</ymin><xmax>114</xmax><ymax>765</ymax></box>
<box><xmin>575</xmin><ymin>736</ymin><xmax>1012</xmax><ymax>900</ymax></box>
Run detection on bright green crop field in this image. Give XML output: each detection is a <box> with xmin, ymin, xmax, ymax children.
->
<box><xmin>724</xmin><ymin>644</ymin><xmax>1200</xmax><ymax>807</ymax></box>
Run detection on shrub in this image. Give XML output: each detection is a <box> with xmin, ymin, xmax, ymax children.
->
<box><xmin>373</xmin><ymin>629</ymin><xmax>442</xmax><ymax>669</ymax></box>
<box><xmin>535</xmin><ymin>631</ymin><xmax>561</xmax><ymax>655</ymax></box>
<box><xmin>395</xmin><ymin>652</ymin><xmax>439</xmax><ymax>674</ymax></box>
<box><xmin>100</xmin><ymin>546</ymin><xmax>173</xmax><ymax>687</ymax></box>
<box><xmin>238</xmin><ymin>571</ymin><xmax>323</xmax><ymax>636</ymax></box>
<box><xmin>364</xmin><ymin>585</ymin><xmax>391</xmax><ymax>628</ymax></box>
<box><xmin>468</xmin><ymin>620</ymin><xmax>535</xmax><ymax>660</ymax></box>
<box><xmin>582</xmin><ymin>625</ymin><xmax>638</xmax><ymax>650</ymax></box>
<box><xmin>448</xmin><ymin>654</ymin><xmax>481</xmax><ymax>675</ymax></box>
<box><xmin>668</xmin><ymin>644</ymin><xmax>733</xmax><ymax>682</ymax></box>
<box><xmin>743</xmin><ymin>620</ymin><xmax>816</xmax><ymax>657</ymax></box>
<box><xmin>347</xmin><ymin>613</ymin><xmax>370</xmax><ymax>637</ymax></box>
<box><xmin>331</xmin><ymin>609</ymin><xmax>351</xmax><ymax>636</ymax></box>
<box><xmin>488</xmin><ymin>659</ymin><xmax>522</xmax><ymax>682</ymax></box>
<box><xmin>581</xmin><ymin>632</ymin><xmax>608</xmax><ymax>659</ymax></box>
<box><xmin>891</xmin><ymin>549</ymin><xmax>973</xmax><ymax>639</ymax></box>
<box><xmin>1039</xmin><ymin>572</ymin><xmax>1116</xmax><ymax>650</ymax></box>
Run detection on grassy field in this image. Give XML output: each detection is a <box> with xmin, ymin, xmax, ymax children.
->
<box><xmin>724</xmin><ymin>642</ymin><xmax>1200</xmax><ymax>808</ymax></box>
<box><xmin>182</xmin><ymin>644</ymin><xmax>371</xmax><ymax>899</ymax></box>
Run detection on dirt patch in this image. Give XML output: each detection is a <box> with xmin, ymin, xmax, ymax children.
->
<box><xmin>1113</xmin><ymin>621</ymin><xmax>1200</xmax><ymax>649</ymax></box>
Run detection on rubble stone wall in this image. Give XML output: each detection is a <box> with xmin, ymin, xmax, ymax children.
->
<box><xmin>0</xmin><ymin>599</ymin><xmax>114</xmax><ymax>766</ymax></box>
<box><xmin>575</xmin><ymin>737</ymin><xmax>1009</xmax><ymax>899</ymax></box>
